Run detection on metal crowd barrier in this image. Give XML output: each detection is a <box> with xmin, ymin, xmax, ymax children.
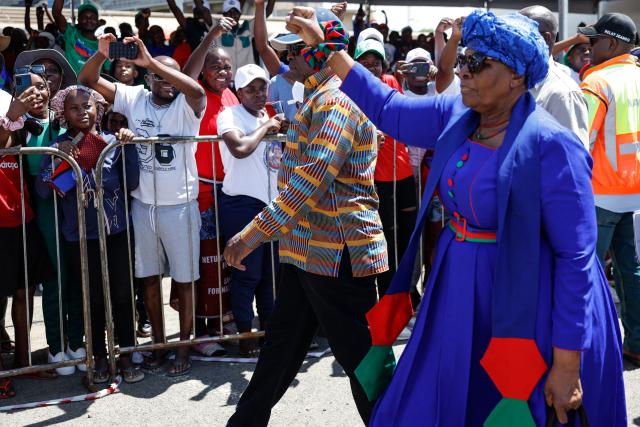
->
<box><xmin>0</xmin><ymin>146</ymin><xmax>95</xmax><ymax>386</ymax></box>
<box><xmin>95</xmin><ymin>135</ymin><xmax>285</xmax><ymax>375</ymax></box>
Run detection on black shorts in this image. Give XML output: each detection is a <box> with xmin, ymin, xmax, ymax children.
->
<box><xmin>0</xmin><ymin>221</ymin><xmax>52</xmax><ymax>297</ymax></box>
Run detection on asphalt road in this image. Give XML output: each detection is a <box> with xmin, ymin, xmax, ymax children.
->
<box><xmin>1</xmin><ymin>281</ymin><xmax>638</xmax><ymax>426</ymax></box>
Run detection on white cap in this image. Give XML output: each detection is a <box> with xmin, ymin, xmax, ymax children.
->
<box><xmin>235</xmin><ymin>64</ymin><xmax>270</xmax><ymax>89</ymax></box>
<box><xmin>222</xmin><ymin>0</ymin><xmax>241</xmax><ymax>13</ymax></box>
<box><xmin>357</xmin><ymin>28</ymin><xmax>384</xmax><ymax>46</ymax></box>
<box><xmin>406</xmin><ymin>48</ymin><xmax>432</xmax><ymax>64</ymax></box>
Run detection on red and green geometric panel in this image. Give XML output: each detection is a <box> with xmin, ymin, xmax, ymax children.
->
<box><xmin>354</xmin><ymin>292</ymin><xmax>414</xmax><ymax>401</ymax></box>
<box><xmin>480</xmin><ymin>337</ymin><xmax>548</xmax><ymax>426</ymax></box>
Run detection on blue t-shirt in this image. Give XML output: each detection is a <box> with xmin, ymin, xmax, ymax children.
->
<box><xmin>268</xmin><ymin>63</ymin><xmax>297</xmax><ymax>121</ymax></box>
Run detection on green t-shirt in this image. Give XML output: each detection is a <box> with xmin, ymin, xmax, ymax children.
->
<box><xmin>25</xmin><ymin>119</ymin><xmax>62</xmax><ymax>176</ymax></box>
<box><xmin>63</xmin><ymin>24</ymin><xmax>110</xmax><ymax>75</ymax></box>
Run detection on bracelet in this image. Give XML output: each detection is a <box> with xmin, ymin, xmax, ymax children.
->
<box><xmin>0</xmin><ymin>116</ymin><xmax>25</xmax><ymax>131</ymax></box>
<box><xmin>302</xmin><ymin>20</ymin><xmax>349</xmax><ymax>72</ymax></box>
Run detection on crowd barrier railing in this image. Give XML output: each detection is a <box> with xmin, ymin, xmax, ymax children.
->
<box><xmin>95</xmin><ymin>135</ymin><xmax>285</xmax><ymax>375</ymax></box>
<box><xmin>0</xmin><ymin>146</ymin><xmax>96</xmax><ymax>386</ymax></box>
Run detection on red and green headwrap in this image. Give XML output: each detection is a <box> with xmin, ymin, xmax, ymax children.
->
<box><xmin>302</xmin><ymin>20</ymin><xmax>349</xmax><ymax>72</ymax></box>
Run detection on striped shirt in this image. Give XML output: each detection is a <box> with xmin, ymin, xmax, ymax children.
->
<box><xmin>240</xmin><ymin>68</ymin><xmax>388</xmax><ymax>278</ymax></box>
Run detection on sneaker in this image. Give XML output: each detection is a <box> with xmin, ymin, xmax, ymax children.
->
<box><xmin>397</xmin><ymin>326</ymin><xmax>412</xmax><ymax>341</ymax></box>
<box><xmin>66</xmin><ymin>345</ymin><xmax>87</xmax><ymax>372</ymax></box>
<box><xmin>194</xmin><ymin>339</ymin><xmax>227</xmax><ymax>357</ymax></box>
<box><xmin>137</xmin><ymin>322</ymin><xmax>151</xmax><ymax>338</ymax></box>
<box><xmin>131</xmin><ymin>352</ymin><xmax>144</xmax><ymax>365</ymax></box>
<box><xmin>48</xmin><ymin>351</ymin><xmax>75</xmax><ymax>375</ymax></box>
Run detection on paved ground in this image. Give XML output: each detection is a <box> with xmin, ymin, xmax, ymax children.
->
<box><xmin>0</xmin><ymin>280</ymin><xmax>638</xmax><ymax>426</ymax></box>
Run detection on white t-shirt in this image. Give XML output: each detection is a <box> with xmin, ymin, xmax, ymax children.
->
<box><xmin>216</xmin><ymin>104</ymin><xmax>280</xmax><ymax>205</ymax></box>
<box><xmin>113</xmin><ymin>83</ymin><xmax>203</xmax><ymax>206</ymax></box>
<box><xmin>0</xmin><ymin>89</ymin><xmax>11</xmax><ymax>116</ymax></box>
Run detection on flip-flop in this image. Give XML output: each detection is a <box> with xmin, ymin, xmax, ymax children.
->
<box><xmin>121</xmin><ymin>367</ymin><xmax>145</xmax><ymax>384</ymax></box>
<box><xmin>166</xmin><ymin>358</ymin><xmax>192</xmax><ymax>377</ymax></box>
<box><xmin>0</xmin><ymin>378</ymin><xmax>15</xmax><ymax>399</ymax></box>
<box><xmin>93</xmin><ymin>369</ymin><xmax>110</xmax><ymax>384</ymax></box>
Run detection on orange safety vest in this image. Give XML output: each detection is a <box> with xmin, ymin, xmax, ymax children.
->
<box><xmin>581</xmin><ymin>54</ymin><xmax>640</xmax><ymax>196</ymax></box>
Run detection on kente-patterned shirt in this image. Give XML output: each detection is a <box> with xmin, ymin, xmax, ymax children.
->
<box><xmin>240</xmin><ymin>68</ymin><xmax>388</xmax><ymax>278</ymax></box>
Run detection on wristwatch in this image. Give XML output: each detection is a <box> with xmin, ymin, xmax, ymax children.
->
<box><xmin>0</xmin><ymin>116</ymin><xmax>25</xmax><ymax>131</ymax></box>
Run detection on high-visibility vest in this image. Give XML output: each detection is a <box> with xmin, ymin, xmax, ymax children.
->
<box><xmin>581</xmin><ymin>54</ymin><xmax>640</xmax><ymax>196</ymax></box>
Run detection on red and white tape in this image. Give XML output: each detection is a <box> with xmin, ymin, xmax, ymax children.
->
<box><xmin>0</xmin><ymin>375</ymin><xmax>122</xmax><ymax>412</ymax></box>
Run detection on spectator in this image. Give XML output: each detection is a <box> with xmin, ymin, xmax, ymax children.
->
<box><xmin>0</xmin><ymin>89</ymin><xmax>53</xmax><ymax>397</ymax></box>
<box><xmin>119</xmin><ymin>23</ymin><xmax>135</xmax><ymax>39</ymax></box>
<box><xmin>167</xmin><ymin>0</ymin><xmax>213</xmax><ymax>51</ymax></box>
<box><xmin>110</xmin><ymin>59</ymin><xmax>139</xmax><ymax>86</ymax></box>
<box><xmin>146</xmin><ymin>26</ymin><xmax>174</xmax><ymax>58</ymax></box>
<box><xmin>79</xmin><ymin>33</ymin><xmax>206</xmax><ymax>377</ymax></box>
<box><xmin>217</xmin><ymin>0</ymin><xmax>256</xmax><ymax>76</ymax></box>
<box><xmin>3</xmin><ymin>28</ymin><xmax>28</xmax><ymax>73</ymax></box>
<box><xmin>52</xmin><ymin>0</ymin><xmax>109</xmax><ymax>75</ymax></box>
<box><xmin>579</xmin><ymin>13</ymin><xmax>640</xmax><ymax>367</ymax></box>
<box><xmin>14</xmin><ymin>49</ymin><xmax>76</xmax><ymax>98</ymax></box>
<box><xmin>36</xmin><ymin>86</ymin><xmax>143</xmax><ymax>384</ymax></box>
<box><xmin>183</xmin><ymin>18</ymin><xmax>239</xmax><ymax>356</ymax></box>
<box><xmin>0</xmin><ymin>36</ymin><xmax>11</xmax><ymax>92</ymax></box>
<box><xmin>0</xmin><ymin>65</ymin><xmax>78</xmax><ymax>377</ymax></box>
<box><xmin>169</xmin><ymin>28</ymin><xmax>192</xmax><ymax>69</ymax></box>
<box><xmin>217</xmin><ymin>64</ymin><xmax>282</xmax><ymax>357</ymax></box>
<box><xmin>400</xmin><ymin>25</ymin><xmax>417</xmax><ymax>50</ymax></box>
<box><xmin>553</xmin><ymin>33</ymin><xmax>592</xmax><ymax>83</ymax></box>
<box><xmin>520</xmin><ymin>5</ymin><xmax>589</xmax><ymax>149</ymax></box>
<box><xmin>103</xmin><ymin>27</ymin><xmax>117</xmax><ymax>38</ymax></box>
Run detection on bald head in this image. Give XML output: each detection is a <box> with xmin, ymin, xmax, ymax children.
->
<box><xmin>155</xmin><ymin>55</ymin><xmax>180</xmax><ymax>71</ymax></box>
<box><xmin>520</xmin><ymin>5</ymin><xmax>558</xmax><ymax>54</ymax></box>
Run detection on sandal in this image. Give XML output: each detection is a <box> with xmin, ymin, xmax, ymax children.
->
<box><xmin>142</xmin><ymin>351</ymin><xmax>167</xmax><ymax>370</ymax></box>
<box><xmin>121</xmin><ymin>367</ymin><xmax>145</xmax><ymax>384</ymax></box>
<box><xmin>93</xmin><ymin>369</ymin><xmax>110</xmax><ymax>384</ymax></box>
<box><xmin>166</xmin><ymin>357</ymin><xmax>192</xmax><ymax>377</ymax></box>
<box><xmin>0</xmin><ymin>378</ymin><xmax>15</xmax><ymax>399</ymax></box>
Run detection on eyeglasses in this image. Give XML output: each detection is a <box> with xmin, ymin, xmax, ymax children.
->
<box><xmin>15</xmin><ymin>64</ymin><xmax>46</xmax><ymax>75</ymax></box>
<box><xmin>287</xmin><ymin>44</ymin><xmax>305</xmax><ymax>57</ymax></box>
<box><xmin>456</xmin><ymin>52</ymin><xmax>496</xmax><ymax>74</ymax></box>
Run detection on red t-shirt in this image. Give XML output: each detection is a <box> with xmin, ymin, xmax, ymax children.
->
<box><xmin>0</xmin><ymin>155</ymin><xmax>34</xmax><ymax>227</ymax></box>
<box><xmin>196</xmin><ymin>85</ymin><xmax>239</xmax><ymax>211</ymax></box>
<box><xmin>172</xmin><ymin>42</ymin><xmax>192</xmax><ymax>70</ymax></box>
<box><xmin>374</xmin><ymin>74</ymin><xmax>413</xmax><ymax>182</ymax></box>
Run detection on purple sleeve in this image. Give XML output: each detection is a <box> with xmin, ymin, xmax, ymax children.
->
<box><xmin>540</xmin><ymin>127</ymin><xmax>596</xmax><ymax>351</ymax></box>
<box><xmin>340</xmin><ymin>63</ymin><xmax>452</xmax><ymax>149</ymax></box>
<box><xmin>278</xmin><ymin>63</ymin><xmax>289</xmax><ymax>75</ymax></box>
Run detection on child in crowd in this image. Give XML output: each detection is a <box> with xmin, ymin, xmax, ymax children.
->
<box><xmin>110</xmin><ymin>59</ymin><xmax>139</xmax><ymax>86</ymax></box>
<box><xmin>217</xmin><ymin>64</ymin><xmax>283</xmax><ymax>357</ymax></box>
<box><xmin>37</xmin><ymin>86</ymin><xmax>143</xmax><ymax>384</ymax></box>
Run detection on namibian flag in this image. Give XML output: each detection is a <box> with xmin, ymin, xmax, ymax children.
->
<box><xmin>74</xmin><ymin>38</ymin><xmax>96</xmax><ymax>59</ymax></box>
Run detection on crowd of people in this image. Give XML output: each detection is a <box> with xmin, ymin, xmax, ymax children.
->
<box><xmin>0</xmin><ymin>0</ymin><xmax>638</xmax><ymax>425</ymax></box>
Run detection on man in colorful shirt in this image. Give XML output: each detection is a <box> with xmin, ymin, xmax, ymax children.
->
<box><xmin>224</xmin><ymin>28</ymin><xmax>388</xmax><ymax>427</ymax></box>
<box><xmin>579</xmin><ymin>13</ymin><xmax>640</xmax><ymax>366</ymax></box>
<box><xmin>53</xmin><ymin>1</ymin><xmax>109</xmax><ymax>75</ymax></box>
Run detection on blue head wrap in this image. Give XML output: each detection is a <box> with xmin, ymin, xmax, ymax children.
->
<box><xmin>462</xmin><ymin>9</ymin><xmax>549</xmax><ymax>89</ymax></box>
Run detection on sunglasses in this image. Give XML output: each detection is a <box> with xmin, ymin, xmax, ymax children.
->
<box><xmin>588</xmin><ymin>35</ymin><xmax>611</xmax><ymax>46</ymax></box>
<box><xmin>287</xmin><ymin>44</ymin><xmax>306</xmax><ymax>57</ymax></box>
<box><xmin>15</xmin><ymin>64</ymin><xmax>46</xmax><ymax>75</ymax></box>
<box><xmin>456</xmin><ymin>52</ymin><xmax>496</xmax><ymax>74</ymax></box>
<box><xmin>150</xmin><ymin>73</ymin><xmax>165</xmax><ymax>82</ymax></box>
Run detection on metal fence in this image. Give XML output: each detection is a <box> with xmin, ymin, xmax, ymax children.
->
<box><xmin>94</xmin><ymin>135</ymin><xmax>284</xmax><ymax>375</ymax></box>
<box><xmin>0</xmin><ymin>146</ymin><xmax>95</xmax><ymax>385</ymax></box>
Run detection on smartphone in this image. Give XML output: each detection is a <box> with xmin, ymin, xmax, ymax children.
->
<box><xmin>402</xmin><ymin>62</ymin><xmax>431</xmax><ymax>77</ymax></box>
<box><xmin>14</xmin><ymin>73</ymin><xmax>32</xmax><ymax>95</ymax></box>
<box><xmin>109</xmin><ymin>42</ymin><xmax>139</xmax><ymax>60</ymax></box>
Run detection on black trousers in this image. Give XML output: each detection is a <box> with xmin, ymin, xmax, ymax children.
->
<box><xmin>65</xmin><ymin>231</ymin><xmax>135</xmax><ymax>358</ymax></box>
<box><xmin>227</xmin><ymin>252</ymin><xmax>378</xmax><ymax>427</ymax></box>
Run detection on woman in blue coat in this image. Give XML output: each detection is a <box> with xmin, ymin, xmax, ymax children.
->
<box><xmin>286</xmin><ymin>8</ymin><xmax>626</xmax><ymax>426</ymax></box>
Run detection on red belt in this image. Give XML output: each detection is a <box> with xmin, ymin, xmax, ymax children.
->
<box><xmin>448</xmin><ymin>217</ymin><xmax>497</xmax><ymax>243</ymax></box>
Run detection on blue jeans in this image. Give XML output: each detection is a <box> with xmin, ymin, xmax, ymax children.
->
<box><xmin>219</xmin><ymin>193</ymin><xmax>277</xmax><ymax>332</ymax></box>
<box><xmin>596</xmin><ymin>206</ymin><xmax>640</xmax><ymax>353</ymax></box>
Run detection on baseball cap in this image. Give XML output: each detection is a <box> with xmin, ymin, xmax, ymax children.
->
<box><xmin>78</xmin><ymin>2</ymin><xmax>98</xmax><ymax>16</ymax></box>
<box><xmin>406</xmin><ymin>48</ymin><xmax>432</xmax><ymax>64</ymax></box>
<box><xmin>235</xmin><ymin>64</ymin><xmax>270</xmax><ymax>89</ymax></box>
<box><xmin>355</xmin><ymin>39</ymin><xmax>386</xmax><ymax>61</ymax></box>
<box><xmin>223</xmin><ymin>0</ymin><xmax>242</xmax><ymax>13</ymax></box>
<box><xmin>270</xmin><ymin>8</ymin><xmax>341</xmax><ymax>51</ymax></box>
<box><xmin>578</xmin><ymin>13</ymin><xmax>637</xmax><ymax>44</ymax></box>
<box><xmin>357</xmin><ymin>28</ymin><xmax>384</xmax><ymax>46</ymax></box>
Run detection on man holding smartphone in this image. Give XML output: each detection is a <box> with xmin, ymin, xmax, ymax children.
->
<box><xmin>78</xmin><ymin>33</ymin><xmax>206</xmax><ymax>377</ymax></box>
